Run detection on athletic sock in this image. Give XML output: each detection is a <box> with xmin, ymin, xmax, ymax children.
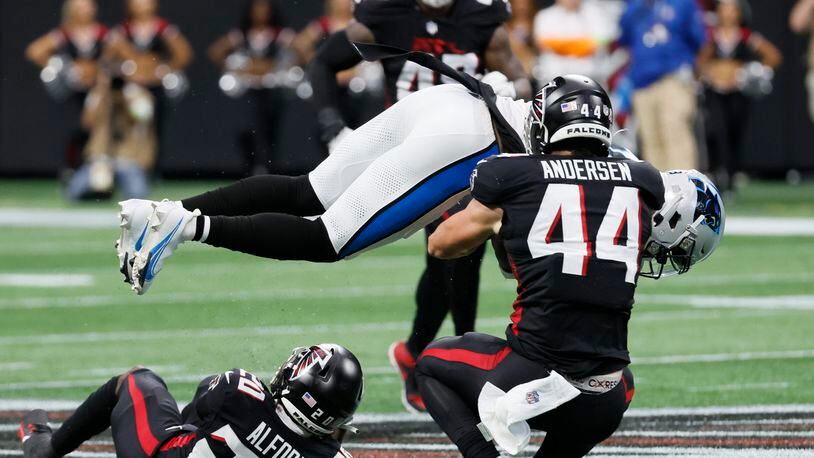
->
<box><xmin>456</xmin><ymin>430</ymin><xmax>501</xmax><ymax>458</ymax></box>
<box><xmin>181</xmin><ymin>175</ymin><xmax>324</xmax><ymax>217</ymax></box>
<box><xmin>204</xmin><ymin>213</ymin><xmax>340</xmax><ymax>262</ymax></box>
<box><xmin>51</xmin><ymin>376</ymin><xmax>118</xmax><ymax>456</ymax></box>
<box><xmin>192</xmin><ymin>215</ymin><xmax>210</xmax><ymax>242</ymax></box>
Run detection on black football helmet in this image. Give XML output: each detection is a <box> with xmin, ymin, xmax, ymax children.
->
<box><xmin>269</xmin><ymin>344</ymin><xmax>364</xmax><ymax>436</ymax></box>
<box><xmin>525</xmin><ymin>74</ymin><xmax>613</xmax><ymax>156</ymax></box>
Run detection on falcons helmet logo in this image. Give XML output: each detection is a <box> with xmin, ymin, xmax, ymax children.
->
<box><xmin>290</xmin><ymin>345</ymin><xmax>333</xmax><ymax>380</ymax></box>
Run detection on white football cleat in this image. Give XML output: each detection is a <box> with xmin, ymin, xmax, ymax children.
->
<box><xmin>131</xmin><ymin>200</ymin><xmax>199</xmax><ymax>295</ymax></box>
<box><xmin>116</xmin><ymin>199</ymin><xmax>156</xmax><ymax>286</ymax></box>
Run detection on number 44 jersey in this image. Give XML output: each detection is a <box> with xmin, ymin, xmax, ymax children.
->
<box><xmin>353</xmin><ymin>0</ymin><xmax>510</xmax><ymax>102</ymax></box>
<box><xmin>470</xmin><ymin>154</ymin><xmax>666</xmax><ymax>379</ymax></box>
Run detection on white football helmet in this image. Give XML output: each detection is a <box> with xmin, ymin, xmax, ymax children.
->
<box><xmin>640</xmin><ymin>170</ymin><xmax>725</xmax><ymax>279</ymax></box>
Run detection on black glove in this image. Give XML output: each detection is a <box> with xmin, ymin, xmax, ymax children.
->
<box><xmin>317</xmin><ymin>107</ymin><xmax>347</xmax><ymax>144</ymax></box>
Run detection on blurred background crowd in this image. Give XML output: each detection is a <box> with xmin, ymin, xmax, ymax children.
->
<box><xmin>1</xmin><ymin>0</ymin><xmax>812</xmax><ymax>201</ymax></box>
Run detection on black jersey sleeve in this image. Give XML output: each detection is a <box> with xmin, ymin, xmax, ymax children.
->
<box><xmin>627</xmin><ymin>160</ymin><xmax>665</xmax><ymax>210</ymax></box>
<box><xmin>470</xmin><ymin>155</ymin><xmax>530</xmax><ymax>205</ymax></box>
<box><xmin>193</xmin><ymin>368</ymin><xmax>269</xmax><ymax>421</ymax></box>
<box><xmin>470</xmin><ymin>158</ymin><xmax>505</xmax><ymax>205</ymax></box>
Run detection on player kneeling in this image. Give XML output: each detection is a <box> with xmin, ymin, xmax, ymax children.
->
<box><xmin>19</xmin><ymin>344</ymin><xmax>363</xmax><ymax>458</ymax></box>
<box><xmin>414</xmin><ymin>76</ymin><xmax>724</xmax><ymax>457</ymax></box>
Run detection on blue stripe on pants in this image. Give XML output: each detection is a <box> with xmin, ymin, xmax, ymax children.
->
<box><xmin>339</xmin><ymin>144</ymin><xmax>499</xmax><ymax>258</ymax></box>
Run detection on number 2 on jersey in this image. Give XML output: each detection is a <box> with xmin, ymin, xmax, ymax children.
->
<box><xmin>528</xmin><ymin>184</ymin><xmax>641</xmax><ymax>283</ymax></box>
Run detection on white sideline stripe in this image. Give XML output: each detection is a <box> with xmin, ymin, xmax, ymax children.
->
<box><xmin>5</xmin><ymin>402</ymin><xmax>813</xmax><ymax>420</ymax></box>
<box><xmin>632</xmin><ymin>349</ymin><xmax>814</xmax><ymax>365</ymax></box>
<box><xmin>0</xmin><ymin>363</ymin><xmax>33</xmax><ymax>371</ymax></box>
<box><xmin>0</xmin><ymin>310</ymin><xmax>791</xmax><ymax>348</ymax></box>
<box><xmin>725</xmin><ymin>217</ymin><xmax>814</xmax><ymax>236</ymax></box>
<box><xmin>0</xmin><ymin>274</ymin><xmax>93</xmax><ymax>288</ymax></box>
<box><xmin>684</xmin><ymin>382</ymin><xmax>790</xmax><ymax>393</ymax></box>
<box><xmin>3</xmin><ymin>283</ymin><xmax>814</xmax><ymax>310</ymax></box>
<box><xmin>1</xmin><ymin>209</ymin><xmax>811</xmax><ymax>236</ymax></box>
<box><xmin>590</xmin><ymin>447</ymin><xmax>814</xmax><ymax>457</ymax></box>
<box><xmin>613</xmin><ymin>430</ymin><xmax>814</xmax><ymax>438</ymax></box>
<box><xmin>638</xmin><ymin>294</ymin><xmax>814</xmax><ymax>310</ymax></box>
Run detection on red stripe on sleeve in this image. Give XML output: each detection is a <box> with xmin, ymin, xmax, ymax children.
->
<box><xmin>127</xmin><ymin>374</ymin><xmax>159</xmax><ymax>455</ymax></box>
<box><xmin>578</xmin><ymin>184</ymin><xmax>591</xmax><ymax>275</ymax></box>
<box><xmin>419</xmin><ymin>346</ymin><xmax>511</xmax><ymax>370</ymax></box>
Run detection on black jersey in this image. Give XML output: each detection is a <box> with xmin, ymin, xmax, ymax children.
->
<box><xmin>354</xmin><ymin>0</ymin><xmax>510</xmax><ymax>102</ymax></box>
<box><xmin>184</xmin><ymin>369</ymin><xmax>347</xmax><ymax>457</ymax></box>
<box><xmin>471</xmin><ymin>154</ymin><xmax>665</xmax><ymax>378</ymax></box>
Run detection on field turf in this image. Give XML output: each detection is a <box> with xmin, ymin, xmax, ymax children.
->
<box><xmin>1</xmin><ymin>178</ymin><xmax>813</xmax><ymax>418</ymax></box>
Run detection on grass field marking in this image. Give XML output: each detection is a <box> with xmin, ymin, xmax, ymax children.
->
<box><xmin>0</xmin><ymin>451</ymin><xmax>111</xmax><ymax>457</ymax></box>
<box><xmin>632</xmin><ymin>349</ymin><xmax>814</xmax><ymax>365</ymax></box>
<box><xmin>0</xmin><ymin>363</ymin><xmax>33</xmax><ymax>371</ymax></box>
<box><xmin>637</xmin><ymin>294</ymin><xmax>814</xmax><ymax>310</ymax></box>
<box><xmin>590</xmin><ymin>447</ymin><xmax>814</xmax><ymax>457</ymax></box>
<box><xmin>613</xmin><ymin>430</ymin><xmax>814</xmax><ymax>437</ymax></box>
<box><xmin>684</xmin><ymin>381</ymin><xmax>791</xmax><ymax>393</ymax></box>
<box><xmin>0</xmin><ymin>274</ymin><xmax>93</xmax><ymax>288</ymax></box>
<box><xmin>0</xmin><ymin>309</ymin><xmax>786</xmax><ymax>346</ymax></box>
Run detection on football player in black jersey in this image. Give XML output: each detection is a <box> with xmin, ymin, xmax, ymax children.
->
<box><xmin>415</xmin><ymin>76</ymin><xmax>722</xmax><ymax>457</ymax></box>
<box><xmin>19</xmin><ymin>344</ymin><xmax>362</xmax><ymax>458</ymax></box>
<box><xmin>308</xmin><ymin>0</ymin><xmax>532</xmax><ymax>414</ymax></box>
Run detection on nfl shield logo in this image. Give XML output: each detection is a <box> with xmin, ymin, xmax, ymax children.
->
<box><xmin>426</xmin><ymin>21</ymin><xmax>438</xmax><ymax>35</ymax></box>
<box><xmin>526</xmin><ymin>391</ymin><xmax>540</xmax><ymax>404</ymax></box>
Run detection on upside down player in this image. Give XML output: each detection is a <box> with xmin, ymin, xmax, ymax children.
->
<box><xmin>414</xmin><ymin>78</ymin><xmax>725</xmax><ymax>456</ymax></box>
<box><xmin>19</xmin><ymin>344</ymin><xmax>363</xmax><ymax>458</ymax></box>
<box><xmin>308</xmin><ymin>0</ymin><xmax>532</xmax><ymax>413</ymax></box>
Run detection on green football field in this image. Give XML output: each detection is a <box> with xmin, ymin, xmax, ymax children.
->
<box><xmin>1</xmin><ymin>179</ymin><xmax>813</xmax><ymax>414</ymax></box>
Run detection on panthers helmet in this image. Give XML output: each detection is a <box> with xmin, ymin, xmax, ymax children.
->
<box><xmin>641</xmin><ymin>170</ymin><xmax>725</xmax><ymax>279</ymax></box>
<box><xmin>269</xmin><ymin>344</ymin><xmax>364</xmax><ymax>436</ymax></box>
<box><xmin>525</xmin><ymin>74</ymin><xmax>613</xmax><ymax>156</ymax></box>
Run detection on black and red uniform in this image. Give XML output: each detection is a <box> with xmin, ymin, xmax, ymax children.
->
<box><xmin>53</xmin><ymin>24</ymin><xmax>108</xmax><ymax>61</ymax></box>
<box><xmin>416</xmin><ymin>154</ymin><xmax>665</xmax><ymax>457</ymax></box>
<box><xmin>353</xmin><ymin>0</ymin><xmax>509</xmax><ymax>104</ymax></box>
<box><xmin>50</xmin><ymin>368</ymin><xmax>349</xmax><ymax>458</ymax></box>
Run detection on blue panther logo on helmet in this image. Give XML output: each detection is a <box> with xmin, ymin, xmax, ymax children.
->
<box><xmin>690</xmin><ymin>177</ymin><xmax>722</xmax><ymax>235</ymax></box>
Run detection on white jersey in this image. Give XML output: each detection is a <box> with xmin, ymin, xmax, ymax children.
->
<box><xmin>308</xmin><ymin>84</ymin><xmax>529</xmax><ymax>257</ymax></box>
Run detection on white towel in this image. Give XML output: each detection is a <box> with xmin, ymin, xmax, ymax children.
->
<box><xmin>477</xmin><ymin>371</ymin><xmax>580</xmax><ymax>455</ymax></box>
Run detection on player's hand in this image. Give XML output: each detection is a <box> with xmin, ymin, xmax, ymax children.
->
<box><xmin>481</xmin><ymin>71</ymin><xmax>516</xmax><ymax>99</ymax></box>
<box><xmin>317</xmin><ymin>107</ymin><xmax>348</xmax><ymax>145</ymax></box>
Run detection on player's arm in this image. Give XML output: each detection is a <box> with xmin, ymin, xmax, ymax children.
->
<box><xmin>484</xmin><ymin>25</ymin><xmax>532</xmax><ymax>100</ymax></box>
<box><xmin>790</xmin><ymin>0</ymin><xmax>814</xmax><ymax>34</ymax></box>
<box><xmin>428</xmin><ymin>199</ymin><xmax>503</xmax><ymax>259</ymax></box>
<box><xmin>307</xmin><ymin>22</ymin><xmax>372</xmax><ymax>143</ymax></box>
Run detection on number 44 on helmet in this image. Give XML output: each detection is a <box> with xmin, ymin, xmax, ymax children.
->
<box><xmin>641</xmin><ymin>170</ymin><xmax>725</xmax><ymax>279</ymax></box>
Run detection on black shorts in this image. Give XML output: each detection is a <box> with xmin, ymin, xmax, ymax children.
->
<box><xmin>416</xmin><ymin>333</ymin><xmax>635</xmax><ymax>457</ymax></box>
<box><xmin>111</xmin><ymin>369</ymin><xmax>191</xmax><ymax>458</ymax></box>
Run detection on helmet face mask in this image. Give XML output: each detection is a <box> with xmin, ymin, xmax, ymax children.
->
<box><xmin>641</xmin><ymin>171</ymin><xmax>725</xmax><ymax>279</ymax></box>
<box><xmin>269</xmin><ymin>344</ymin><xmax>364</xmax><ymax>437</ymax></box>
<box><xmin>525</xmin><ymin>75</ymin><xmax>613</xmax><ymax>156</ymax></box>
<box><xmin>416</xmin><ymin>0</ymin><xmax>454</xmax><ymax>9</ymax></box>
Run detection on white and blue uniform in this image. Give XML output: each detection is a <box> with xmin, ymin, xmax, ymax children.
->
<box><xmin>308</xmin><ymin>84</ymin><xmax>529</xmax><ymax>258</ymax></box>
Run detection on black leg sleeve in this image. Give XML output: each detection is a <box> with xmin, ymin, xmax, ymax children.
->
<box><xmin>204</xmin><ymin>213</ymin><xmax>340</xmax><ymax>262</ymax></box>
<box><xmin>407</xmin><ymin>236</ymin><xmax>452</xmax><ymax>356</ymax></box>
<box><xmin>448</xmin><ymin>242</ymin><xmax>485</xmax><ymax>336</ymax></box>
<box><xmin>181</xmin><ymin>174</ymin><xmax>324</xmax><ymax>217</ymax></box>
<box><xmin>50</xmin><ymin>376</ymin><xmax>119</xmax><ymax>456</ymax></box>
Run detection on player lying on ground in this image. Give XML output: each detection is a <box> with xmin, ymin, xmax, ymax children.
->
<box><xmin>115</xmin><ymin>46</ymin><xmax>534</xmax><ymax>295</ymax></box>
<box><xmin>413</xmin><ymin>77</ymin><xmax>725</xmax><ymax>457</ymax></box>
<box><xmin>19</xmin><ymin>344</ymin><xmax>363</xmax><ymax>458</ymax></box>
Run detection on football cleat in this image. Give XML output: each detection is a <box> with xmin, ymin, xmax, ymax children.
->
<box><xmin>131</xmin><ymin>200</ymin><xmax>199</xmax><ymax>295</ymax></box>
<box><xmin>388</xmin><ymin>341</ymin><xmax>426</xmax><ymax>414</ymax></box>
<box><xmin>19</xmin><ymin>409</ymin><xmax>55</xmax><ymax>458</ymax></box>
<box><xmin>116</xmin><ymin>199</ymin><xmax>156</xmax><ymax>286</ymax></box>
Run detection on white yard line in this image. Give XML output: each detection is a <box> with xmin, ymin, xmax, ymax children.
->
<box><xmin>684</xmin><ymin>382</ymin><xmax>791</xmax><ymax>393</ymax></box>
<box><xmin>0</xmin><ymin>274</ymin><xmax>93</xmax><ymax>288</ymax></box>
<box><xmin>589</xmin><ymin>447</ymin><xmax>814</xmax><ymax>457</ymax></box>
<box><xmin>1</xmin><ymin>209</ymin><xmax>811</xmax><ymax>236</ymax></box>
<box><xmin>0</xmin><ymin>363</ymin><xmax>33</xmax><ymax>371</ymax></box>
<box><xmin>613</xmin><ymin>430</ymin><xmax>814</xmax><ymax>437</ymax></box>
<box><xmin>0</xmin><ymin>309</ymin><xmax>781</xmax><ymax>347</ymax></box>
<box><xmin>0</xmin><ymin>451</ymin><xmax>114</xmax><ymax>458</ymax></box>
<box><xmin>632</xmin><ymin>349</ymin><xmax>814</xmax><ymax>365</ymax></box>
<box><xmin>637</xmin><ymin>294</ymin><xmax>814</xmax><ymax>310</ymax></box>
